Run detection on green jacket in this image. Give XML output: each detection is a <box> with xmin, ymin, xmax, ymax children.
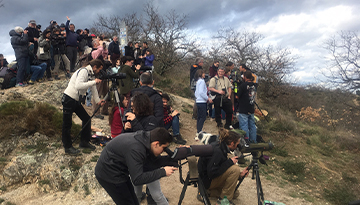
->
<box><xmin>118</xmin><ymin>65</ymin><xmax>139</xmax><ymax>94</ymax></box>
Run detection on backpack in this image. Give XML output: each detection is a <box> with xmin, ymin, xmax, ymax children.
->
<box><xmin>0</xmin><ymin>65</ymin><xmax>17</xmax><ymax>89</ymax></box>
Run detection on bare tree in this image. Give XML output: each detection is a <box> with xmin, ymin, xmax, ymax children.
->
<box><xmin>0</xmin><ymin>0</ymin><xmax>4</xmax><ymax>8</ymax></box>
<box><xmin>323</xmin><ymin>31</ymin><xmax>360</xmax><ymax>91</ymax></box>
<box><xmin>212</xmin><ymin>27</ymin><xmax>263</xmax><ymax>65</ymax></box>
<box><xmin>141</xmin><ymin>3</ymin><xmax>197</xmax><ymax>75</ymax></box>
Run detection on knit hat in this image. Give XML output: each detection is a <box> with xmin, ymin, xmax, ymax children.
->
<box><xmin>14</xmin><ymin>26</ymin><xmax>24</xmax><ymax>33</ymax></box>
<box><xmin>29</xmin><ymin>20</ymin><xmax>36</xmax><ymax>24</ymax></box>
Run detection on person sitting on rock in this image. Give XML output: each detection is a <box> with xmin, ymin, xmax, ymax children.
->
<box><xmin>161</xmin><ymin>93</ymin><xmax>186</xmax><ymax>145</ymax></box>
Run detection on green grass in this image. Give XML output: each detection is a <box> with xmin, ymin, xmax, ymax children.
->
<box><xmin>280</xmin><ymin>160</ymin><xmax>306</xmax><ymax>182</ymax></box>
<box><xmin>83</xmin><ymin>184</ymin><xmax>90</xmax><ymax>196</ymax></box>
<box><xmin>38</xmin><ymin>179</ymin><xmax>50</xmax><ymax>186</ymax></box>
<box><xmin>323</xmin><ymin>183</ymin><xmax>357</xmax><ymax>205</ymax></box>
<box><xmin>270</xmin><ymin>146</ymin><xmax>288</xmax><ymax>157</ymax></box>
<box><xmin>90</xmin><ymin>155</ymin><xmax>99</xmax><ymax>162</ymax></box>
<box><xmin>25</xmin><ymin>141</ymin><xmax>49</xmax><ymax>153</ymax></box>
<box><xmin>0</xmin><ymin>198</ymin><xmax>4</xmax><ymax>204</ymax></box>
<box><xmin>0</xmin><ymin>186</ymin><xmax>6</xmax><ymax>192</ymax></box>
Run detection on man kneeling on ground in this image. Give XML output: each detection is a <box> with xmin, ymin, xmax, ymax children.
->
<box><xmin>198</xmin><ymin>128</ymin><xmax>249</xmax><ymax>205</ymax></box>
<box><xmin>162</xmin><ymin>93</ymin><xmax>186</xmax><ymax>145</ymax></box>
<box><xmin>95</xmin><ymin>127</ymin><xmax>178</xmax><ymax>205</ymax></box>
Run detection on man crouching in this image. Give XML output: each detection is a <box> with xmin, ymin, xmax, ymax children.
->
<box><xmin>95</xmin><ymin>127</ymin><xmax>177</xmax><ymax>205</ymax></box>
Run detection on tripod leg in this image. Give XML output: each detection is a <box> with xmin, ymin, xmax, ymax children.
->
<box><xmin>197</xmin><ymin>177</ymin><xmax>211</xmax><ymax>205</ymax></box>
<box><xmin>178</xmin><ymin>173</ymin><xmax>191</xmax><ymax>205</ymax></box>
<box><xmin>255</xmin><ymin>168</ymin><xmax>264</xmax><ymax>205</ymax></box>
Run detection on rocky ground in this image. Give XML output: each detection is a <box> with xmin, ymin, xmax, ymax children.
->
<box><xmin>0</xmin><ymin>77</ymin><xmax>315</xmax><ymax>205</ymax></box>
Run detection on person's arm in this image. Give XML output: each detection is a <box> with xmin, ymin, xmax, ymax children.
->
<box><xmin>145</xmin><ymin>54</ymin><xmax>154</xmax><ymax>63</ymax></box>
<box><xmin>207</xmin><ymin>147</ymin><xmax>234</xmax><ymax>179</ymax></box>
<box><xmin>126</xmin><ymin>146</ymin><xmax>167</xmax><ymax>186</ymax></box>
<box><xmin>65</xmin><ymin>17</ymin><xmax>70</xmax><ymax>32</ymax></box>
<box><xmin>197</xmin><ymin>80</ymin><xmax>209</xmax><ymax>102</ymax></box>
<box><xmin>208</xmin><ymin>77</ymin><xmax>224</xmax><ymax>95</ymax></box>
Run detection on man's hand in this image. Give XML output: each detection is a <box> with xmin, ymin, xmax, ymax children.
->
<box><xmin>164</xmin><ymin>166</ymin><xmax>178</xmax><ymax>176</ymax></box>
<box><xmin>171</xmin><ymin>110</ymin><xmax>179</xmax><ymax>117</ymax></box>
<box><xmin>95</xmin><ymin>79</ymin><xmax>102</xmax><ymax>84</ymax></box>
<box><xmin>240</xmin><ymin>167</ymin><xmax>249</xmax><ymax>178</ymax></box>
<box><xmin>125</xmin><ymin>112</ymin><xmax>136</xmax><ymax>121</ymax></box>
<box><xmin>231</xmin><ymin>156</ymin><xmax>238</xmax><ymax>164</ymax></box>
<box><xmin>34</xmin><ymin>38</ymin><xmax>38</xmax><ymax>41</ymax></box>
<box><xmin>124</xmin><ymin>122</ymin><xmax>131</xmax><ymax>130</ymax></box>
<box><xmin>97</xmin><ymin>99</ymin><xmax>106</xmax><ymax>106</ymax></box>
<box><xmin>218</xmin><ymin>90</ymin><xmax>225</xmax><ymax>95</ymax></box>
<box><xmin>23</xmin><ymin>30</ymin><xmax>28</xmax><ymax>35</ymax></box>
<box><xmin>135</xmin><ymin>64</ymin><xmax>141</xmax><ymax>70</ymax></box>
<box><xmin>208</xmin><ymin>98</ymin><xmax>213</xmax><ymax>103</ymax></box>
<box><xmin>66</xmin><ymin>16</ymin><xmax>70</xmax><ymax>21</ymax></box>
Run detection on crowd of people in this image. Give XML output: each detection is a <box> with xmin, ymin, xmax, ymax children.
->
<box><xmin>4</xmin><ymin>17</ymin><xmax>262</xmax><ymax>205</ymax></box>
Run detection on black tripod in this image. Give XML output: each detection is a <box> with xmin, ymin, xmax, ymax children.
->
<box><xmin>177</xmin><ymin>157</ymin><xmax>211</xmax><ymax>205</ymax></box>
<box><xmin>54</xmin><ymin>47</ymin><xmax>71</xmax><ymax>79</ymax></box>
<box><xmin>236</xmin><ymin>151</ymin><xmax>265</xmax><ymax>205</ymax></box>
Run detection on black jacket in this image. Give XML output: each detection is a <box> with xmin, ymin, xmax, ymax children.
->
<box><xmin>108</xmin><ymin>41</ymin><xmax>121</xmax><ymax>55</ymax></box>
<box><xmin>9</xmin><ymin>30</ymin><xmax>29</xmax><ymax>60</ymax></box>
<box><xmin>236</xmin><ymin>81</ymin><xmax>256</xmax><ymax>114</ymax></box>
<box><xmin>125</xmin><ymin>46</ymin><xmax>134</xmax><ymax>57</ymax></box>
<box><xmin>126</xmin><ymin>115</ymin><xmax>157</xmax><ymax>132</ymax></box>
<box><xmin>198</xmin><ymin>141</ymin><xmax>234</xmax><ymax>189</ymax></box>
<box><xmin>190</xmin><ymin>64</ymin><xmax>202</xmax><ymax>86</ymax></box>
<box><xmin>95</xmin><ymin>131</ymin><xmax>167</xmax><ymax>185</ymax></box>
<box><xmin>131</xmin><ymin>86</ymin><xmax>164</xmax><ymax>127</ymax></box>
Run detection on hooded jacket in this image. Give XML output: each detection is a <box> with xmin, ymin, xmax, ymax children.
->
<box><xmin>9</xmin><ymin>30</ymin><xmax>29</xmax><ymax>60</ymax></box>
<box><xmin>131</xmin><ymin>86</ymin><xmax>164</xmax><ymax>127</ymax></box>
<box><xmin>95</xmin><ymin>130</ymin><xmax>167</xmax><ymax>185</ymax></box>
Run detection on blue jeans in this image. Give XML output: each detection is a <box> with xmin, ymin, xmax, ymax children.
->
<box><xmin>197</xmin><ymin>103</ymin><xmax>207</xmax><ymax>133</ymax></box>
<box><xmin>164</xmin><ymin>115</ymin><xmax>180</xmax><ymax>136</ymax></box>
<box><xmin>30</xmin><ymin>62</ymin><xmax>46</xmax><ymax>81</ymax></box>
<box><xmin>134</xmin><ymin>180</ymin><xmax>168</xmax><ymax>205</ymax></box>
<box><xmin>237</xmin><ymin>113</ymin><xmax>257</xmax><ymax>143</ymax></box>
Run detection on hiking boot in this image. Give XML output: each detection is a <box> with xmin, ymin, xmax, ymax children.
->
<box><xmin>65</xmin><ymin>146</ymin><xmax>80</xmax><ymax>155</ymax></box>
<box><xmin>36</xmin><ymin>79</ymin><xmax>44</xmax><ymax>83</ymax></box>
<box><xmin>173</xmin><ymin>134</ymin><xmax>186</xmax><ymax>145</ymax></box>
<box><xmin>217</xmin><ymin>123</ymin><xmax>223</xmax><ymax>128</ymax></box>
<box><xmin>95</xmin><ymin>115</ymin><xmax>104</xmax><ymax>119</ymax></box>
<box><xmin>54</xmin><ymin>75</ymin><xmax>60</xmax><ymax>80</ymax></box>
<box><xmin>79</xmin><ymin>142</ymin><xmax>96</xmax><ymax>150</ymax></box>
<box><xmin>28</xmin><ymin>80</ymin><xmax>35</xmax><ymax>85</ymax></box>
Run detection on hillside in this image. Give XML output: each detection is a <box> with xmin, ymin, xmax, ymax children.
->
<box><xmin>0</xmin><ymin>77</ymin><xmax>358</xmax><ymax>205</ymax></box>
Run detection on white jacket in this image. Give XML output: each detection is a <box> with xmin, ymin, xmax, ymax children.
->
<box><xmin>64</xmin><ymin>65</ymin><xmax>100</xmax><ymax>103</ymax></box>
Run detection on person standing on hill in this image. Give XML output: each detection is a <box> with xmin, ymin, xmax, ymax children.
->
<box><xmin>190</xmin><ymin>57</ymin><xmax>204</xmax><ymax>119</ymax></box>
<box><xmin>65</xmin><ymin>16</ymin><xmax>81</xmax><ymax>72</ymax></box>
<box><xmin>236</xmin><ymin>70</ymin><xmax>257</xmax><ymax>144</ymax></box>
<box><xmin>9</xmin><ymin>26</ymin><xmax>28</xmax><ymax>87</ymax></box>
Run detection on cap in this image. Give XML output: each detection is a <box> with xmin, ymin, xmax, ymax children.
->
<box><xmin>29</xmin><ymin>20</ymin><xmax>36</xmax><ymax>24</ymax></box>
<box><xmin>60</xmin><ymin>23</ymin><xmax>65</xmax><ymax>28</ymax></box>
<box><xmin>90</xmin><ymin>34</ymin><xmax>96</xmax><ymax>37</ymax></box>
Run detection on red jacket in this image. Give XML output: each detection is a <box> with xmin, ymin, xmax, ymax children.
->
<box><xmin>111</xmin><ymin>106</ymin><xmax>124</xmax><ymax>138</ymax></box>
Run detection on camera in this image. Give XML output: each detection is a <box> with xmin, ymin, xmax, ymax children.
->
<box><xmin>237</xmin><ymin>142</ymin><xmax>274</xmax><ymax>153</ymax></box>
<box><xmin>122</xmin><ymin>108</ymin><xmax>133</xmax><ymax>123</ymax></box>
<box><xmin>99</xmin><ymin>70</ymin><xmax>126</xmax><ymax>81</ymax></box>
<box><xmin>171</xmin><ymin>109</ymin><xmax>180</xmax><ymax>117</ymax></box>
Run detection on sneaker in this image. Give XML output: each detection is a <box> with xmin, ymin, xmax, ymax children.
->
<box><xmin>15</xmin><ymin>83</ymin><xmax>28</xmax><ymax>87</ymax></box>
<box><xmin>216</xmin><ymin>197</ymin><xmax>235</xmax><ymax>205</ymax></box>
<box><xmin>65</xmin><ymin>146</ymin><xmax>80</xmax><ymax>155</ymax></box>
<box><xmin>79</xmin><ymin>142</ymin><xmax>96</xmax><ymax>150</ymax></box>
<box><xmin>36</xmin><ymin>79</ymin><xmax>44</xmax><ymax>83</ymax></box>
<box><xmin>28</xmin><ymin>80</ymin><xmax>35</xmax><ymax>85</ymax></box>
<box><xmin>173</xmin><ymin>134</ymin><xmax>186</xmax><ymax>145</ymax></box>
<box><xmin>95</xmin><ymin>115</ymin><xmax>104</xmax><ymax>119</ymax></box>
<box><xmin>47</xmin><ymin>77</ymin><xmax>53</xmax><ymax>81</ymax></box>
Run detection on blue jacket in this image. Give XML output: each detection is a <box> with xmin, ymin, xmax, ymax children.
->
<box><xmin>195</xmin><ymin>78</ymin><xmax>208</xmax><ymax>103</ymax></box>
<box><xmin>144</xmin><ymin>54</ymin><xmax>154</xmax><ymax>66</ymax></box>
<box><xmin>65</xmin><ymin>20</ymin><xmax>80</xmax><ymax>47</ymax></box>
<box><xmin>9</xmin><ymin>30</ymin><xmax>29</xmax><ymax>60</ymax></box>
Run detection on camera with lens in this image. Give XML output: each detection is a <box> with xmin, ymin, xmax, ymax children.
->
<box><xmin>122</xmin><ymin>108</ymin><xmax>134</xmax><ymax>123</ymax></box>
<box><xmin>98</xmin><ymin>70</ymin><xmax>126</xmax><ymax>81</ymax></box>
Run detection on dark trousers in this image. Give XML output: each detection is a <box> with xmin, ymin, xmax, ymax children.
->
<box><xmin>66</xmin><ymin>46</ymin><xmax>77</xmax><ymax>72</ymax></box>
<box><xmin>196</xmin><ymin>103</ymin><xmax>207</xmax><ymax>133</ymax></box>
<box><xmin>16</xmin><ymin>57</ymin><xmax>28</xmax><ymax>84</ymax></box>
<box><xmin>96</xmin><ymin>175</ymin><xmax>139</xmax><ymax>205</ymax></box>
<box><xmin>61</xmin><ymin>94</ymin><xmax>91</xmax><ymax>148</ymax></box>
<box><xmin>213</xmin><ymin>96</ymin><xmax>233</xmax><ymax>127</ymax></box>
<box><xmin>40</xmin><ymin>59</ymin><xmax>52</xmax><ymax>78</ymax></box>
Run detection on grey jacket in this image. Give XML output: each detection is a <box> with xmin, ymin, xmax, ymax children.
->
<box><xmin>9</xmin><ymin>30</ymin><xmax>29</xmax><ymax>60</ymax></box>
<box><xmin>37</xmin><ymin>35</ymin><xmax>51</xmax><ymax>60</ymax></box>
<box><xmin>95</xmin><ymin>130</ymin><xmax>167</xmax><ymax>185</ymax></box>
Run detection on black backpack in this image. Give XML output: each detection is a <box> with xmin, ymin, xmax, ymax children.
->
<box><xmin>0</xmin><ymin>65</ymin><xmax>17</xmax><ymax>89</ymax></box>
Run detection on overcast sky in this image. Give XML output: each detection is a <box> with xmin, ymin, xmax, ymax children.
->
<box><xmin>1</xmin><ymin>0</ymin><xmax>360</xmax><ymax>85</ymax></box>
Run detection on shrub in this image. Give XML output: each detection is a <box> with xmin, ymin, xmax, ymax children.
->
<box><xmin>323</xmin><ymin>183</ymin><xmax>356</xmax><ymax>205</ymax></box>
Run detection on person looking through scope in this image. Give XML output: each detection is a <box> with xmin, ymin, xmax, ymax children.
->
<box><xmin>198</xmin><ymin>128</ymin><xmax>249</xmax><ymax>205</ymax></box>
<box><xmin>95</xmin><ymin>127</ymin><xmax>177</xmax><ymax>205</ymax></box>
<box><xmin>61</xmin><ymin>59</ymin><xmax>106</xmax><ymax>155</ymax></box>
